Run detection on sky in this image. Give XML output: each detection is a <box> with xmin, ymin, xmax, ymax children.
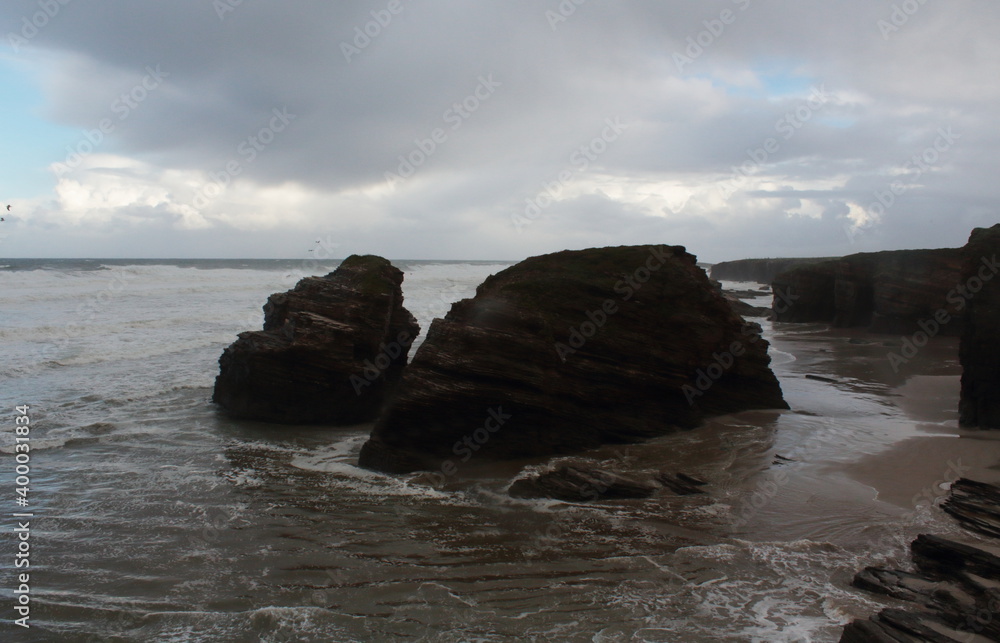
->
<box><xmin>0</xmin><ymin>1</ymin><xmax>998</xmax><ymax>262</ymax></box>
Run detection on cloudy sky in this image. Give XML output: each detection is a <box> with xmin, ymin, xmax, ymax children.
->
<box><xmin>0</xmin><ymin>1</ymin><xmax>997</xmax><ymax>262</ymax></box>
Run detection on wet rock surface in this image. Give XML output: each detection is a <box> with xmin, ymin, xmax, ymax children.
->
<box><xmin>841</xmin><ymin>479</ymin><xmax>1000</xmax><ymax>642</ymax></box>
<box><xmin>358</xmin><ymin>244</ymin><xmax>788</xmax><ymax>474</ymax></box>
<box><xmin>212</xmin><ymin>255</ymin><xmax>419</xmax><ymax>424</ymax></box>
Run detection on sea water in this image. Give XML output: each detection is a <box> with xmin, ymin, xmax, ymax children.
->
<box><xmin>0</xmin><ymin>261</ymin><xmax>980</xmax><ymax>641</ymax></box>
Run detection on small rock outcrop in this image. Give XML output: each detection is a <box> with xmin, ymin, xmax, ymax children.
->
<box><xmin>508</xmin><ymin>465</ymin><xmax>658</xmax><ymax>502</ymax></box>
<box><xmin>841</xmin><ymin>479</ymin><xmax>1000</xmax><ymax>642</ymax></box>
<box><xmin>771</xmin><ymin>248</ymin><xmax>965</xmax><ymax>335</ymax></box>
<box><xmin>212</xmin><ymin>255</ymin><xmax>419</xmax><ymax>424</ymax></box>
<box><xmin>358</xmin><ymin>244</ymin><xmax>788</xmax><ymax>474</ymax></box>
<box><xmin>959</xmin><ymin>224</ymin><xmax>1000</xmax><ymax>429</ymax></box>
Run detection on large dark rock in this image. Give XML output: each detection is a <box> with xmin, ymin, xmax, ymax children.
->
<box><xmin>358</xmin><ymin>244</ymin><xmax>788</xmax><ymax>474</ymax></box>
<box><xmin>710</xmin><ymin>257</ymin><xmax>836</xmax><ymax>284</ymax></box>
<box><xmin>771</xmin><ymin>248</ymin><xmax>965</xmax><ymax>335</ymax></box>
<box><xmin>212</xmin><ymin>255</ymin><xmax>419</xmax><ymax>424</ymax></box>
<box><xmin>959</xmin><ymin>224</ymin><xmax>1000</xmax><ymax>429</ymax></box>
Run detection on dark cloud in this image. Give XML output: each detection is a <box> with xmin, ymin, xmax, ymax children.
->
<box><xmin>1</xmin><ymin>0</ymin><xmax>998</xmax><ymax>260</ymax></box>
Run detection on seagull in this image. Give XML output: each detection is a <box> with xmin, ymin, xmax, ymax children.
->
<box><xmin>5</xmin><ymin>205</ymin><xmax>10</xmax><ymax>211</ymax></box>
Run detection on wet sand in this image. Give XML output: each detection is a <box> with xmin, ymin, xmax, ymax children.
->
<box><xmin>842</xmin><ymin>373</ymin><xmax>1000</xmax><ymax>509</ymax></box>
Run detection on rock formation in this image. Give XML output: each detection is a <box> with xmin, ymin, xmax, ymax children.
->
<box><xmin>358</xmin><ymin>244</ymin><xmax>788</xmax><ymax>474</ymax></box>
<box><xmin>710</xmin><ymin>257</ymin><xmax>836</xmax><ymax>283</ymax></box>
<box><xmin>841</xmin><ymin>479</ymin><xmax>1000</xmax><ymax>642</ymax></box>
<box><xmin>212</xmin><ymin>255</ymin><xmax>419</xmax><ymax>424</ymax></box>
<box><xmin>771</xmin><ymin>248</ymin><xmax>965</xmax><ymax>335</ymax></box>
<box><xmin>959</xmin><ymin>224</ymin><xmax>1000</xmax><ymax>429</ymax></box>
<box><xmin>508</xmin><ymin>465</ymin><xmax>659</xmax><ymax>502</ymax></box>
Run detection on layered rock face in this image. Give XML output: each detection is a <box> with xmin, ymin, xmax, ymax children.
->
<box><xmin>358</xmin><ymin>245</ymin><xmax>788</xmax><ymax>474</ymax></box>
<box><xmin>710</xmin><ymin>257</ymin><xmax>835</xmax><ymax>284</ymax></box>
<box><xmin>213</xmin><ymin>255</ymin><xmax>419</xmax><ymax>424</ymax></box>
<box><xmin>771</xmin><ymin>248</ymin><xmax>965</xmax><ymax>334</ymax></box>
<box><xmin>841</xmin><ymin>479</ymin><xmax>1000</xmax><ymax>642</ymax></box>
<box><xmin>959</xmin><ymin>224</ymin><xmax>1000</xmax><ymax>429</ymax></box>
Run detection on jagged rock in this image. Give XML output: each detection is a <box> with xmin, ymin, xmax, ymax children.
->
<box><xmin>843</xmin><ymin>480</ymin><xmax>1000</xmax><ymax>642</ymax></box>
<box><xmin>840</xmin><ymin>608</ymin><xmax>976</xmax><ymax>643</ymax></box>
<box><xmin>508</xmin><ymin>465</ymin><xmax>658</xmax><ymax>502</ymax></box>
<box><xmin>710</xmin><ymin>257</ymin><xmax>837</xmax><ymax>283</ymax></box>
<box><xmin>942</xmin><ymin>478</ymin><xmax>1000</xmax><ymax>539</ymax></box>
<box><xmin>771</xmin><ymin>249</ymin><xmax>965</xmax><ymax>335</ymax></box>
<box><xmin>212</xmin><ymin>255</ymin><xmax>419</xmax><ymax>424</ymax></box>
<box><xmin>959</xmin><ymin>224</ymin><xmax>1000</xmax><ymax>429</ymax></box>
<box><xmin>358</xmin><ymin>244</ymin><xmax>788</xmax><ymax>474</ymax></box>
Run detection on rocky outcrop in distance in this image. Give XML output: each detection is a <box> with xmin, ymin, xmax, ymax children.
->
<box><xmin>358</xmin><ymin>244</ymin><xmax>788</xmax><ymax>474</ymax></box>
<box><xmin>959</xmin><ymin>224</ymin><xmax>1000</xmax><ymax>429</ymax></box>
<box><xmin>770</xmin><ymin>248</ymin><xmax>965</xmax><ymax>335</ymax></box>
<box><xmin>212</xmin><ymin>255</ymin><xmax>419</xmax><ymax>424</ymax></box>
<box><xmin>710</xmin><ymin>257</ymin><xmax>836</xmax><ymax>283</ymax></box>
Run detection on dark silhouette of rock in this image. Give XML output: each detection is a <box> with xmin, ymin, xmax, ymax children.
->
<box><xmin>358</xmin><ymin>244</ymin><xmax>788</xmax><ymax>474</ymax></box>
<box><xmin>959</xmin><ymin>224</ymin><xmax>1000</xmax><ymax>429</ymax></box>
<box><xmin>655</xmin><ymin>472</ymin><xmax>708</xmax><ymax>495</ymax></box>
<box><xmin>508</xmin><ymin>465</ymin><xmax>658</xmax><ymax>501</ymax></box>
<box><xmin>942</xmin><ymin>478</ymin><xmax>1000</xmax><ymax>537</ymax></box>
<box><xmin>212</xmin><ymin>255</ymin><xmax>419</xmax><ymax>424</ymax></box>
<box><xmin>771</xmin><ymin>248</ymin><xmax>965</xmax><ymax>335</ymax></box>
<box><xmin>710</xmin><ymin>257</ymin><xmax>837</xmax><ymax>283</ymax></box>
<box><xmin>842</xmin><ymin>480</ymin><xmax>1000</xmax><ymax>642</ymax></box>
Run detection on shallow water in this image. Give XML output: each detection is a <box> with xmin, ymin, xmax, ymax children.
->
<box><xmin>0</xmin><ymin>265</ymin><xmax>993</xmax><ymax>642</ymax></box>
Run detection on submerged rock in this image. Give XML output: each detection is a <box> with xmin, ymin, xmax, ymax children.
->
<box><xmin>655</xmin><ymin>472</ymin><xmax>708</xmax><ymax>495</ymax></box>
<box><xmin>959</xmin><ymin>224</ymin><xmax>1000</xmax><ymax>429</ymax></box>
<box><xmin>212</xmin><ymin>255</ymin><xmax>419</xmax><ymax>424</ymax></box>
<box><xmin>358</xmin><ymin>244</ymin><xmax>787</xmax><ymax>474</ymax></box>
<box><xmin>508</xmin><ymin>465</ymin><xmax>658</xmax><ymax>502</ymax></box>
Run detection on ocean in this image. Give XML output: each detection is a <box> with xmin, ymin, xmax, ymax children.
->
<box><xmin>0</xmin><ymin>258</ymin><xmax>988</xmax><ymax>642</ymax></box>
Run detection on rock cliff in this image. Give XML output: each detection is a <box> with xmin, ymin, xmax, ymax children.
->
<box><xmin>212</xmin><ymin>255</ymin><xmax>419</xmax><ymax>424</ymax></box>
<box><xmin>770</xmin><ymin>248</ymin><xmax>965</xmax><ymax>335</ymax></box>
<box><xmin>358</xmin><ymin>245</ymin><xmax>788</xmax><ymax>474</ymax></box>
<box><xmin>710</xmin><ymin>257</ymin><xmax>836</xmax><ymax>284</ymax></box>
<box><xmin>959</xmin><ymin>224</ymin><xmax>1000</xmax><ymax>429</ymax></box>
